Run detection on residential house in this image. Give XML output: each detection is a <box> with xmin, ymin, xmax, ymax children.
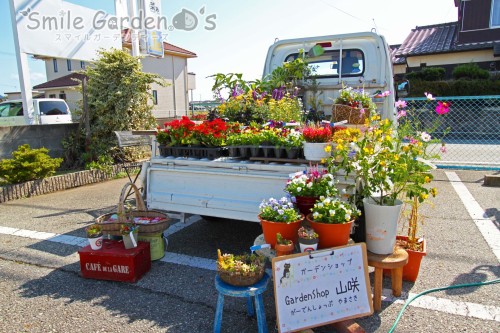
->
<box><xmin>394</xmin><ymin>0</ymin><xmax>499</xmax><ymax>78</ymax></box>
<box><xmin>32</xmin><ymin>31</ymin><xmax>197</xmax><ymax>119</ymax></box>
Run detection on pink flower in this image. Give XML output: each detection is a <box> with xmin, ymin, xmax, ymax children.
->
<box><xmin>424</xmin><ymin>92</ymin><xmax>435</xmax><ymax>101</ymax></box>
<box><xmin>359</xmin><ymin>108</ymin><xmax>366</xmax><ymax>116</ymax></box>
<box><xmin>435</xmin><ymin>101</ymin><xmax>450</xmax><ymax>115</ymax></box>
<box><xmin>409</xmin><ymin>137</ymin><xmax>419</xmax><ymax>145</ymax></box>
<box><xmin>382</xmin><ymin>90</ymin><xmax>391</xmax><ymax>97</ymax></box>
<box><xmin>395</xmin><ymin>100</ymin><xmax>407</xmax><ymax>109</ymax></box>
<box><xmin>440</xmin><ymin>145</ymin><xmax>447</xmax><ymax>153</ymax></box>
<box><xmin>396</xmin><ymin>110</ymin><xmax>407</xmax><ymax>119</ymax></box>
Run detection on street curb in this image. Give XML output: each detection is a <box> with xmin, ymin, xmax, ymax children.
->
<box><xmin>0</xmin><ymin>163</ymin><xmax>139</xmax><ymax>203</ymax></box>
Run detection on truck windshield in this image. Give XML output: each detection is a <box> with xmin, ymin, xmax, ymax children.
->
<box><xmin>39</xmin><ymin>101</ymin><xmax>68</xmax><ymax>115</ymax></box>
<box><xmin>0</xmin><ymin>102</ymin><xmax>23</xmax><ymax>117</ymax></box>
<box><xmin>285</xmin><ymin>49</ymin><xmax>365</xmax><ymax>78</ymax></box>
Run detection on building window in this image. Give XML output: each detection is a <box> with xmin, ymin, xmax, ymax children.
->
<box><xmin>492</xmin><ymin>0</ymin><xmax>500</xmax><ymax>27</ymax></box>
<box><xmin>59</xmin><ymin>92</ymin><xmax>66</xmax><ymax>100</ymax></box>
<box><xmin>152</xmin><ymin>90</ymin><xmax>158</xmax><ymax>105</ymax></box>
<box><xmin>80</xmin><ymin>61</ymin><xmax>86</xmax><ymax>69</ymax></box>
<box><xmin>49</xmin><ymin>94</ymin><xmax>56</xmax><ymax>98</ymax></box>
<box><xmin>53</xmin><ymin>59</ymin><xmax>58</xmax><ymax>73</ymax></box>
<box><xmin>67</xmin><ymin>59</ymin><xmax>72</xmax><ymax>71</ymax></box>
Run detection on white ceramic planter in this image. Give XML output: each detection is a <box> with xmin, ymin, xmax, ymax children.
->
<box><xmin>363</xmin><ymin>197</ymin><xmax>403</xmax><ymax>254</ymax></box>
<box><xmin>88</xmin><ymin>236</ymin><xmax>103</xmax><ymax>250</ymax></box>
<box><xmin>299</xmin><ymin>241</ymin><xmax>318</xmax><ymax>253</ymax></box>
<box><xmin>303</xmin><ymin>142</ymin><xmax>330</xmax><ymax>161</ymax></box>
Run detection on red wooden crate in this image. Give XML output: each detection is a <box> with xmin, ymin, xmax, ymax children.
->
<box><xmin>78</xmin><ymin>240</ymin><xmax>151</xmax><ymax>283</ymax></box>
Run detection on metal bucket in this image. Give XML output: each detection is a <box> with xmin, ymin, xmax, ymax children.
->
<box><xmin>138</xmin><ymin>232</ymin><xmax>166</xmax><ymax>261</ymax></box>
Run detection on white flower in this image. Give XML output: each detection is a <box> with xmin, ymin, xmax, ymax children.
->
<box><xmin>420</xmin><ymin>132</ymin><xmax>431</xmax><ymax>142</ymax></box>
<box><xmin>424</xmin><ymin>92</ymin><xmax>435</xmax><ymax>101</ymax></box>
<box><xmin>329</xmin><ymin>209</ymin><xmax>335</xmax><ymax>216</ymax></box>
<box><xmin>306</xmin><ymin>182</ymin><xmax>313</xmax><ymax>188</ymax></box>
<box><xmin>313</xmin><ymin>212</ymin><xmax>320</xmax><ymax>218</ymax></box>
<box><xmin>297</xmin><ymin>187</ymin><xmax>302</xmax><ymax>192</ymax></box>
<box><xmin>317</xmin><ymin>203</ymin><xmax>324</xmax><ymax>208</ymax></box>
<box><xmin>323</xmin><ymin>198</ymin><xmax>331</xmax><ymax>204</ymax></box>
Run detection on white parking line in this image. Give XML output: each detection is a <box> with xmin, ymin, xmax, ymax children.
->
<box><xmin>446</xmin><ymin>172</ymin><xmax>500</xmax><ymax>262</ymax></box>
<box><xmin>0</xmin><ymin>224</ymin><xmax>499</xmax><ymax>322</ymax></box>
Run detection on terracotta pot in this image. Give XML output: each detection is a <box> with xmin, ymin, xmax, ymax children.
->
<box><xmin>275</xmin><ymin>242</ymin><xmax>295</xmax><ymax>257</ymax></box>
<box><xmin>295</xmin><ymin>196</ymin><xmax>319</xmax><ymax>216</ymax></box>
<box><xmin>306</xmin><ymin>214</ymin><xmax>353</xmax><ymax>249</ymax></box>
<box><xmin>259</xmin><ymin>214</ymin><xmax>303</xmax><ymax>249</ymax></box>
<box><xmin>396</xmin><ymin>235</ymin><xmax>427</xmax><ymax>282</ymax></box>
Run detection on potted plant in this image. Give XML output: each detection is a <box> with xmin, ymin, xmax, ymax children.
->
<box><xmin>258</xmin><ymin>196</ymin><xmax>304</xmax><ymax>248</ymax></box>
<box><xmin>306</xmin><ymin>196</ymin><xmax>361</xmax><ymax>249</ymax></box>
<box><xmin>331</xmin><ymin>85</ymin><xmax>377</xmax><ymax>125</ymax></box>
<box><xmin>330</xmin><ymin>92</ymin><xmax>449</xmax><ymax>255</ymax></box>
<box><xmin>216</xmin><ymin>249</ymin><xmax>266</xmax><ymax>286</ymax></box>
<box><xmin>297</xmin><ymin>226</ymin><xmax>319</xmax><ymax>252</ymax></box>
<box><xmin>284</xmin><ymin>165</ymin><xmax>338</xmax><ymax>216</ymax></box>
<box><xmin>275</xmin><ymin>233</ymin><xmax>295</xmax><ymax>256</ymax></box>
<box><xmin>302</xmin><ymin>124</ymin><xmax>332</xmax><ymax>161</ymax></box>
<box><xmin>120</xmin><ymin>223</ymin><xmax>139</xmax><ymax>249</ymax></box>
<box><xmin>282</xmin><ymin>127</ymin><xmax>303</xmax><ymax>159</ymax></box>
<box><xmin>86</xmin><ymin>224</ymin><xmax>103</xmax><ymax>250</ymax></box>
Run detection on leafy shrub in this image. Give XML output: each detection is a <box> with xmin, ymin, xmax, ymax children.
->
<box><xmin>406</xmin><ymin>67</ymin><xmax>446</xmax><ymax>81</ymax></box>
<box><xmin>452</xmin><ymin>63</ymin><xmax>490</xmax><ymax>80</ymax></box>
<box><xmin>408</xmin><ymin>79</ymin><xmax>500</xmax><ymax>97</ymax></box>
<box><xmin>0</xmin><ymin>144</ymin><xmax>62</xmax><ymax>184</ymax></box>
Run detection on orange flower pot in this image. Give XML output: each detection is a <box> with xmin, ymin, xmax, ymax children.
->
<box><xmin>259</xmin><ymin>214</ymin><xmax>303</xmax><ymax>249</ymax></box>
<box><xmin>383</xmin><ymin>236</ymin><xmax>427</xmax><ymax>282</ymax></box>
<box><xmin>275</xmin><ymin>242</ymin><xmax>295</xmax><ymax>257</ymax></box>
<box><xmin>306</xmin><ymin>214</ymin><xmax>353</xmax><ymax>249</ymax></box>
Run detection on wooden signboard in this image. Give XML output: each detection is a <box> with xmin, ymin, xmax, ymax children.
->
<box><xmin>272</xmin><ymin>243</ymin><xmax>373</xmax><ymax>333</ymax></box>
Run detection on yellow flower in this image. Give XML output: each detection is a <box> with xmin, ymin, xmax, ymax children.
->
<box><xmin>402</xmin><ymin>145</ymin><xmax>410</xmax><ymax>153</ymax></box>
<box><xmin>363</xmin><ymin>147</ymin><xmax>369</xmax><ymax>154</ymax></box>
<box><xmin>337</xmin><ymin>139</ymin><xmax>344</xmax><ymax>145</ymax></box>
<box><xmin>430</xmin><ymin>188</ymin><xmax>438</xmax><ymax>197</ymax></box>
<box><xmin>420</xmin><ymin>193</ymin><xmax>429</xmax><ymax>200</ymax></box>
<box><xmin>380</xmin><ymin>161</ymin><xmax>386</xmax><ymax>167</ymax></box>
<box><xmin>385</xmin><ymin>135</ymin><xmax>391</xmax><ymax>141</ymax></box>
<box><xmin>324</xmin><ymin>145</ymin><xmax>332</xmax><ymax>153</ymax></box>
<box><xmin>425</xmin><ymin>176</ymin><xmax>431</xmax><ymax>183</ymax></box>
<box><xmin>393</xmin><ymin>154</ymin><xmax>399</xmax><ymax>161</ymax></box>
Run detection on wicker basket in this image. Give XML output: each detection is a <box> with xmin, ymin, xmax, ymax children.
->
<box><xmin>96</xmin><ymin>182</ymin><xmax>170</xmax><ymax>236</ymax></box>
<box><xmin>332</xmin><ymin>104</ymin><xmax>367</xmax><ymax>125</ymax></box>
<box><xmin>217</xmin><ymin>264</ymin><xmax>265</xmax><ymax>287</ymax></box>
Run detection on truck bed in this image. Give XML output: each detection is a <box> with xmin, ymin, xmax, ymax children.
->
<box><xmin>146</xmin><ymin>156</ymin><xmax>353</xmax><ymax>222</ymax></box>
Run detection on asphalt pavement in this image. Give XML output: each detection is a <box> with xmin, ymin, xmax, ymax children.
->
<box><xmin>0</xmin><ymin>169</ymin><xmax>498</xmax><ymax>332</ymax></box>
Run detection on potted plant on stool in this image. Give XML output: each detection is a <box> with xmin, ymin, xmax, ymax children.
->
<box><xmin>120</xmin><ymin>223</ymin><xmax>139</xmax><ymax>249</ymax></box>
<box><xmin>297</xmin><ymin>226</ymin><xmax>319</xmax><ymax>252</ymax></box>
<box><xmin>86</xmin><ymin>224</ymin><xmax>103</xmax><ymax>250</ymax></box>
<box><xmin>258</xmin><ymin>197</ymin><xmax>303</xmax><ymax>249</ymax></box>
<box><xmin>275</xmin><ymin>233</ymin><xmax>294</xmax><ymax>257</ymax></box>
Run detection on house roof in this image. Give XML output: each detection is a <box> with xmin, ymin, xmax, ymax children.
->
<box><xmin>395</xmin><ymin>21</ymin><xmax>499</xmax><ymax>58</ymax></box>
<box><xmin>389</xmin><ymin>44</ymin><xmax>406</xmax><ymax>65</ymax></box>
<box><xmin>395</xmin><ymin>22</ymin><xmax>459</xmax><ymax>57</ymax></box>
<box><xmin>121</xmin><ymin>29</ymin><xmax>197</xmax><ymax>58</ymax></box>
<box><xmin>33</xmin><ymin>73</ymin><xmax>86</xmax><ymax>90</ymax></box>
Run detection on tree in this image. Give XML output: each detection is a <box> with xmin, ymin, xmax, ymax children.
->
<box><xmin>83</xmin><ymin>48</ymin><xmax>164</xmax><ymax>160</ymax></box>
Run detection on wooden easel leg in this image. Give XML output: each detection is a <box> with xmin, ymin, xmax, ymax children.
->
<box><xmin>330</xmin><ymin>320</ymin><xmax>366</xmax><ymax>333</ymax></box>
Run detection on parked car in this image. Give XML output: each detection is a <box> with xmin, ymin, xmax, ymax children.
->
<box><xmin>0</xmin><ymin>98</ymin><xmax>72</xmax><ymax>126</ymax></box>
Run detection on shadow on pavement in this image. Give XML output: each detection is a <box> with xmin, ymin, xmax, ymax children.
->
<box><xmin>446</xmin><ymin>264</ymin><xmax>500</xmax><ymax>296</ymax></box>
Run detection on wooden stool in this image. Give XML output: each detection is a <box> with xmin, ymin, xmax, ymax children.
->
<box><xmin>214</xmin><ymin>273</ymin><xmax>270</xmax><ymax>333</ymax></box>
<box><xmin>367</xmin><ymin>248</ymin><xmax>408</xmax><ymax>311</ymax></box>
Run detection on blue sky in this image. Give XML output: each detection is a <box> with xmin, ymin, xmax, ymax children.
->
<box><xmin>1</xmin><ymin>0</ymin><xmax>458</xmax><ymax>99</ymax></box>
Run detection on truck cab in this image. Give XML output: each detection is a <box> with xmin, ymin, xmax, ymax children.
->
<box><xmin>263</xmin><ymin>31</ymin><xmax>396</xmax><ymax>120</ymax></box>
<box><xmin>0</xmin><ymin>98</ymin><xmax>72</xmax><ymax>126</ymax></box>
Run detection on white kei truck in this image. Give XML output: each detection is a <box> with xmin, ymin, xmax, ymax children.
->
<box><xmin>144</xmin><ymin>32</ymin><xmax>397</xmax><ymax>222</ymax></box>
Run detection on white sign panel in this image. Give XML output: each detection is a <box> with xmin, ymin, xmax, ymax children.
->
<box><xmin>272</xmin><ymin>244</ymin><xmax>373</xmax><ymax>333</ymax></box>
<box><xmin>13</xmin><ymin>0</ymin><xmax>122</xmax><ymax>61</ymax></box>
